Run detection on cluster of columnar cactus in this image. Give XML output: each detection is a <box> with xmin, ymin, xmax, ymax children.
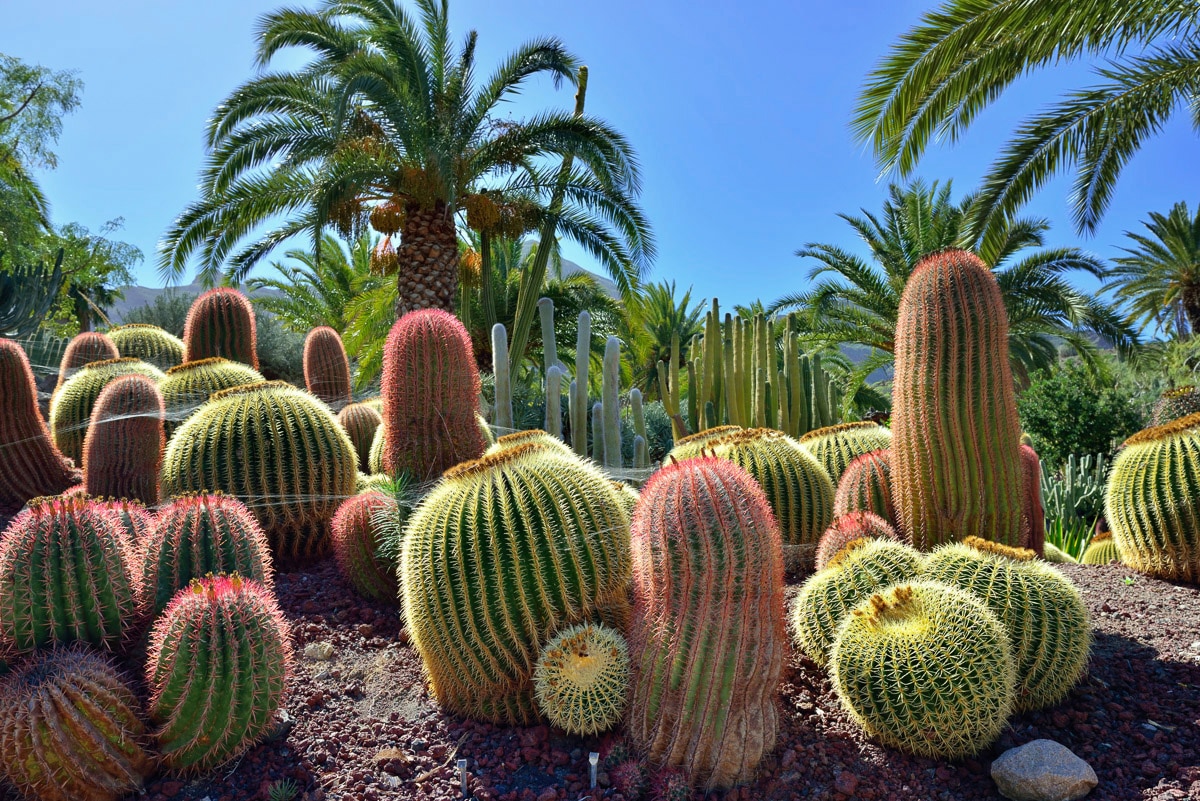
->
<box><xmin>814</xmin><ymin>511</ymin><xmax>898</xmax><ymax>572</ymax></box>
<box><xmin>799</xmin><ymin>422</ymin><xmax>892</xmax><ymax>484</ymax></box>
<box><xmin>49</xmin><ymin>358</ymin><xmax>165</xmax><ymax>465</ymax></box>
<box><xmin>158</xmin><ymin>357</ymin><xmax>264</xmax><ymax>436</ymax></box>
<box><xmin>833</xmin><ymin>449</ymin><xmax>895</xmax><ymax>524</ymax></box>
<box><xmin>303</xmin><ymin>326</ymin><xmax>352</xmax><ymax>407</ymax></box>
<box><xmin>82</xmin><ymin>374</ymin><xmax>165</xmax><ymax>506</ymax></box>
<box><xmin>55</xmin><ymin>331</ymin><xmax>119</xmax><ymax>392</ymax></box>
<box><xmin>337</xmin><ymin>401</ymin><xmax>383</xmax><ymax>473</ymax></box>
<box><xmin>532</xmin><ymin>622</ymin><xmax>630</xmax><ymax>736</ymax></box>
<box><xmin>107</xmin><ymin>323</ymin><xmax>185</xmax><ymax>371</ymax></box>
<box><xmin>182</xmin><ymin>288</ymin><xmax>259</xmax><ymax>368</ymax></box>
<box><xmin>331</xmin><ymin>492</ymin><xmax>400</xmax><ymax>604</ymax></box>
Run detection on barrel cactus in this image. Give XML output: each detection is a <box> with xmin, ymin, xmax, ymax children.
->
<box><xmin>0</xmin><ymin>339</ymin><xmax>80</xmax><ymax>515</ymax></box>
<box><xmin>798</xmin><ymin>422</ymin><xmax>893</xmax><ymax>484</ymax></box>
<box><xmin>369</xmin><ymin>424</ymin><xmax>385</xmax><ymax>474</ymax></box>
<box><xmin>142</xmin><ymin>493</ymin><xmax>274</xmax><ymax>615</ymax></box>
<box><xmin>97</xmin><ymin>497</ymin><xmax>154</xmax><ymax>544</ymax></box>
<box><xmin>382</xmin><ymin>309</ymin><xmax>487</xmax><ymax>482</ymax></box>
<box><xmin>1080</xmin><ymin>531</ymin><xmax>1120</xmax><ymax>565</ymax></box>
<box><xmin>401</xmin><ymin>443</ymin><xmax>630</xmax><ymax>724</ymax></box>
<box><xmin>830</xmin><ymin>581</ymin><xmax>1014</xmax><ymax>758</ymax></box>
<box><xmin>1106</xmin><ymin>414</ymin><xmax>1200</xmax><ymax>581</ymax></box>
<box><xmin>55</xmin><ymin>331</ymin><xmax>118</xmax><ymax>392</ymax></box>
<box><xmin>627</xmin><ymin>457</ymin><xmax>786</xmax><ymax>791</ymax></box>
<box><xmin>331</xmin><ymin>492</ymin><xmax>400</xmax><ymax>604</ymax></box>
<box><xmin>665</xmin><ymin>424</ymin><xmax>742</xmax><ymax>461</ymax></box>
<box><xmin>1019</xmin><ymin>445</ymin><xmax>1046</xmax><ymax>557</ymax></box>
<box><xmin>1043</xmin><ymin>542</ymin><xmax>1077</xmax><ymax>564</ymax></box>
<box><xmin>337</xmin><ymin>402</ymin><xmax>383</xmax><ymax>474</ymax></box>
<box><xmin>487</xmin><ymin>428</ymin><xmax>577</xmax><ymax>459</ymax></box>
<box><xmin>182</xmin><ymin>287</ymin><xmax>259</xmax><ymax>368</ymax></box>
<box><xmin>0</xmin><ymin>647</ymin><xmax>154</xmax><ymax>801</ymax></box>
<box><xmin>791</xmin><ymin>538</ymin><xmax>924</xmax><ymax>666</ymax></box>
<box><xmin>833</xmin><ymin>448</ymin><xmax>895</xmax><ymax>525</ymax></box>
<box><xmin>924</xmin><ymin>538</ymin><xmax>1090</xmax><ymax>712</ymax></box>
<box><xmin>158</xmin><ymin>357</ymin><xmax>264</xmax><ymax>436</ymax></box>
<box><xmin>147</xmin><ymin>574</ymin><xmax>291</xmax><ymax>771</ymax></box>
<box><xmin>49</xmin><ymin>357</ymin><xmax>165</xmax><ymax>466</ymax></box>
<box><xmin>533</xmin><ymin>622</ymin><xmax>630</xmax><ymax>736</ymax></box>
<box><xmin>82</xmin><ymin>374</ymin><xmax>164</xmax><ymax>506</ymax></box>
<box><xmin>814</xmin><ymin>512</ymin><xmax>898</xmax><ymax>572</ymax></box>
<box><xmin>0</xmin><ymin>495</ymin><xmax>143</xmax><ymax>655</ymax></box>
<box><xmin>160</xmin><ymin>381</ymin><xmax>358</xmax><ymax>563</ymax></box>
<box><xmin>108</xmin><ymin>323</ymin><xmax>184</xmax><ymax>371</ymax></box>
<box><xmin>891</xmin><ymin>249</ymin><xmax>1024</xmax><ymax>550</ymax></box>
<box><xmin>303</xmin><ymin>326</ymin><xmax>352</xmax><ymax>408</ymax></box>
<box><xmin>1150</xmin><ymin>385</ymin><xmax>1200</xmax><ymax>427</ymax></box>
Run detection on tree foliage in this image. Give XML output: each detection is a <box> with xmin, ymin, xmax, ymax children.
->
<box><xmin>1110</xmin><ymin>201</ymin><xmax>1200</xmax><ymax>338</ymax></box>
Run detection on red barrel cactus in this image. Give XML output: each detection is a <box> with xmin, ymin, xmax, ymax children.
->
<box><xmin>55</xmin><ymin>331</ymin><xmax>119</xmax><ymax>392</ymax></box>
<box><xmin>331</xmin><ymin>491</ymin><xmax>399</xmax><ymax>603</ymax></box>
<box><xmin>833</xmin><ymin>449</ymin><xmax>895</xmax><ymax>525</ymax></box>
<box><xmin>303</xmin><ymin>326</ymin><xmax>352</xmax><ymax>407</ymax></box>
<box><xmin>82</xmin><ymin>374</ymin><xmax>165</xmax><ymax>506</ymax></box>
<box><xmin>182</xmin><ymin>287</ymin><xmax>258</xmax><ymax>368</ymax></box>
<box><xmin>1019</xmin><ymin>445</ymin><xmax>1046</xmax><ymax>557</ymax></box>
<box><xmin>814</xmin><ymin>511</ymin><xmax>899</xmax><ymax>571</ymax></box>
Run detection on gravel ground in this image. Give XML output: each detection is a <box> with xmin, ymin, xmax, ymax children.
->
<box><xmin>2</xmin><ymin>557</ymin><xmax>1197</xmax><ymax>801</ymax></box>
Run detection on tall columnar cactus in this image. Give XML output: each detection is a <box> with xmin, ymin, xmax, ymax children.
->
<box><xmin>1019</xmin><ymin>444</ymin><xmax>1046</xmax><ymax>556</ymax></box>
<box><xmin>627</xmin><ymin>458</ymin><xmax>786</xmax><ymax>791</ymax></box>
<box><xmin>791</xmin><ymin>538</ymin><xmax>924</xmax><ymax>666</ymax></box>
<box><xmin>491</xmin><ymin>323</ymin><xmax>513</xmax><ymax>431</ymax></box>
<box><xmin>830</xmin><ymin>582</ymin><xmax>1015</xmax><ymax>758</ymax></box>
<box><xmin>337</xmin><ymin>401</ymin><xmax>383</xmax><ymax>474</ymax></box>
<box><xmin>833</xmin><ymin>449</ymin><xmax>895</xmax><ymax>525</ymax></box>
<box><xmin>1105</xmin><ymin>414</ymin><xmax>1200</xmax><ymax>581</ymax></box>
<box><xmin>382</xmin><ymin>309</ymin><xmax>486</xmax><ymax>482</ymax></box>
<box><xmin>571</xmin><ymin>310</ymin><xmax>591</xmax><ymax>456</ymax></box>
<box><xmin>331</xmin><ymin>492</ymin><xmax>400</xmax><ymax>604</ymax></box>
<box><xmin>158</xmin><ymin>357</ymin><xmax>264</xmax><ymax>437</ymax></box>
<box><xmin>182</xmin><ymin>287</ymin><xmax>259</xmax><ymax>368</ymax></box>
<box><xmin>533</xmin><ymin>622</ymin><xmax>630</xmax><ymax>736</ymax></box>
<box><xmin>925</xmin><ymin>538</ymin><xmax>1091</xmax><ymax>712</ymax></box>
<box><xmin>538</xmin><ymin>297</ymin><xmax>559</xmax><ymax>371</ymax></box>
<box><xmin>814</xmin><ymin>512</ymin><xmax>899</xmax><ymax>572</ymax></box>
<box><xmin>0</xmin><ymin>647</ymin><xmax>154</xmax><ymax>801</ymax></box>
<box><xmin>891</xmin><ymin>249</ymin><xmax>1024</xmax><ymax>550</ymax></box>
<box><xmin>82</xmin><ymin>375</ymin><xmax>165</xmax><ymax>506</ymax></box>
<box><xmin>545</xmin><ymin>365</ymin><xmax>564</xmax><ymax>439</ymax></box>
<box><xmin>0</xmin><ymin>495</ymin><xmax>142</xmax><ymax>655</ymax></box>
<box><xmin>630</xmin><ymin>388</ymin><xmax>649</xmax><ymax>468</ymax></box>
<box><xmin>591</xmin><ymin>401</ymin><xmax>605</xmax><ymax>464</ymax></box>
<box><xmin>602</xmin><ymin>336</ymin><xmax>622</xmax><ymax>469</ymax></box>
<box><xmin>401</xmin><ymin>444</ymin><xmax>631</xmax><ymax>724</ymax></box>
<box><xmin>798</xmin><ymin>422</ymin><xmax>893</xmax><ymax>484</ymax></box>
<box><xmin>146</xmin><ymin>574</ymin><xmax>291</xmax><ymax>771</ymax></box>
<box><xmin>302</xmin><ymin>326</ymin><xmax>352</xmax><ymax>408</ymax></box>
<box><xmin>107</xmin><ymin>324</ymin><xmax>185</xmax><ymax>371</ymax></box>
<box><xmin>50</xmin><ymin>358</ymin><xmax>165</xmax><ymax>465</ymax></box>
<box><xmin>665</xmin><ymin>425</ymin><xmax>742</xmax><ymax>461</ymax></box>
<box><xmin>160</xmin><ymin>381</ymin><xmax>358</xmax><ymax>563</ymax></box>
<box><xmin>1150</xmin><ymin>385</ymin><xmax>1200</xmax><ymax>426</ymax></box>
<box><xmin>0</xmin><ymin>339</ymin><xmax>80</xmax><ymax>515</ymax></box>
<box><xmin>55</xmin><ymin>331</ymin><xmax>119</xmax><ymax>392</ymax></box>
<box><xmin>142</xmin><ymin>493</ymin><xmax>274</xmax><ymax>615</ymax></box>
<box><xmin>710</xmin><ymin>428</ymin><xmax>835</xmax><ymax>565</ymax></box>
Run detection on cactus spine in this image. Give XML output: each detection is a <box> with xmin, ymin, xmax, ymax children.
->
<box><xmin>182</xmin><ymin>287</ymin><xmax>259</xmax><ymax>368</ymax></box>
<box><xmin>401</xmin><ymin>444</ymin><xmax>631</xmax><ymax>724</ymax></box>
<box><xmin>798</xmin><ymin>422</ymin><xmax>893</xmax><ymax>484</ymax></box>
<box><xmin>160</xmin><ymin>381</ymin><xmax>358</xmax><ymax>563</ymax></box>
<box><xmin>1105</xmin><ymin>414</ymin><xmax>1200</xmax><ymax>581</ymax></box>
<box><xmin>814</xmin><ymin>512</ymin><xmax>899</xmax><ymax>572</ymax></box>
<box><xmin>82</xmin><ymin>374</ymin><xmax>165</xmax><ymax>506</ymax></box>
<box><xmin>0</xmin><ymin>647</ymin><xmax>153</xmax><ymax>801</ymax></box>
<box><xmin>533</xmin><ymin>622</ymin><xmax>630</xmax><ymax>736</ymax></box>
<box><xmin>142</xmin><ymin>493</ymin><xmax>274</xmax><ymax>614</ymax></box>
<box><xmin>833</xmin><ymin>449</ymin><xmax>895</xmax><ymax>525</ymax></box>
<box><xmin>49</xmin><ymin>358</ymin><xmax>165</xmax><ymax>465</ymax></box>
<box><xmin>891</xmin><ymin>249</ymin><xmax>1024</xmax><ymax>550</ymax></box>
<box><xmin>603</xmin><ymin>335</ymin><xmax>622</xmax><ymax>468</ymax></box>
<box><xmin>830</xmin><ymin>582</ymin><xmax>1014</xmax><ymax>758</ymax></box>
<box><xmin>337</xmin><ymin>401</ymin><xmax>383</xmax><ymax>474</ymax></box>
<box><xmin>146</xmin><ymin>574</ymin><xmax>291</xmax><ymax>771</ymax></box>
<box><xmin>627</xmin><ymin>457</ymin><xmax>786</xmax><ymax>791</ymax></box>
<box><xmin>488</xmin><ymin>428</ymin><xmax>577</xmax><ymax>458</ymax></box>
<box><xmin>331</xmin><ymin>492</ymin><xmax>400</xmax><ymax>604</ymax></box>
<box><xmin>491</xmin><ymin>322</ymin><xmax>513</xmax><ymax>431</ymax></box>
<box><xmin>571</xmin><ymin>310</ymin><xmax>591</xmax><ymax>456</ymax></box>
<box><xmin>107</xmin><ymin>323</ymin><xmax>185</xmax><ymax>371</ymax></box>
<box><xmin>55</xmin><ymin>332</ymin><xmax>119</xmax><ymax>392</ymax></box>
<box><xmin>382</xmin><ymin>309</ymin><xmax>486</xmax><ymax>482</ymax></box>
<box><xmin>158</xmin><ymin>357</ymin><xmax>264</xmax><ymax>437</ymax></box>
<box><xmin>302</xmin><ymin>326</ymin><xmax>352</xmax><ymax>408</ymax></box>
<box><xmin>0</xmin><ymin>339</ymin><xmax>80</xmax><ymax>515</ymax></box>
<box><xmin>0</xmin><ymin>495</ymin><xmax>143</xmax><ymax>655</ymax></box>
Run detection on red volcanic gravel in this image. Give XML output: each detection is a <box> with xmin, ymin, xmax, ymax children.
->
<box><xmin>0</xmin><ymin>557</ymin><xmax>1197</xmax><ymax>801</ymax></box>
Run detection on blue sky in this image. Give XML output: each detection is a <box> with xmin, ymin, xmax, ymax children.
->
<box><xmin>6</xmin><ymin>0</ymin><xmax>1199</xmax><ymax>311</ymax></box>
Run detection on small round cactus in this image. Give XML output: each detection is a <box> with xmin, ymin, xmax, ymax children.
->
<box><xmin>650</xmin><ymin>769</ymin><xmax>692</xmax><ymax>801</ymax></box>
<box><xmin>533</xmin><ymin>622</ymin><xmax>630</xmax><ymax>736</ymax></box>
<box><xmin>55</xmin><ymin>331</ymin><xmax>119</xmax><ymax>392</ymax></box>
<box><xmin>831</xmin><ymin>581</ymin><xmax>1015</xmax><ymax>758</ymax></box>
<box><xmin>0</xmin><ymin>647</ymin><xmax>154</xmax><ymax>801</ymax></box>
<box><xmin>49</xmin><ymin>357</ymin><xmax>165</xmax><ymax>466</ymax></box>
<box><xmin>158</xmin><ymin>357</ymin><xmax>264</xmax><ymax>437</ymax></box>
<box><xmin>338</xmin><ymin>402</ymin><xmax>383</xmax><ymax>473</ymax></box>
<box><xmin>665</xmin><ymin>425</ymin><xmax>742</xmax><ymax>461</ymax></box>
<box><xmin>610</xmin><ymin>759</ymin><xmax>647</xmax><ymax>800</ymax></box>
<box><xmin>1080</xmin><ymin>531</ymin><xmax>1120</xmax><ymax>565</ymax></box>
<box><xmin>833</xmin><ymin>448</ymin><xmax>895</xmax><ymax>525</ymax></box>
<box><xmin>82</xmin><ymin>374</ymin><xmax>165</xmax><ymax>506</ymax></box>
<box><xmin>814</xmin><ymin>511</ymin><xmax>898</xmax><ymax>572</ymax></box>
<box><xmin>331</xmin><ymin>492</ymin><xmax>400</xmax><ymax>604</ymax></box>
<box><xmin>1150</xmin><ymin>385</ymin><xmax>1200</xmax><ymax>427</ymax></box>
<box><xmin>182</xmin><ymin>287</ymin><xmax>259</xmax><ymax>368</ymax></box>
<box><xmin>798</xmin><ymin>421</ymin><xmax>893</xmax><ymax>484</ymax></box>
<box><xmin>146</xmin><ymin>574</ymin><xmax>291</xmax><ymax>771</ymax></box>
<box><xmin>108</xmin><ymin>323</ymin><xmax>185</xmax><ymax>371</ymax></box>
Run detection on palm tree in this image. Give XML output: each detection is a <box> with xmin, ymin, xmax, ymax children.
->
<box><xmin>1111</xmin><ymin>201</ymin><xmax>1200</xmax><ymax>338</ymax></box>
<box><xmin>159</xmin><ymin>0</ymin><xmax>652</xmax><ymax>319</ymax></box>
<box><xmin>853</xmin><ymin>0</ymin><xmax>1200</xmax><ymax>246</ymax></box>
<box><xmin>623</xmin><ymin>281</ymin><xmax>705</xmax><ymax>398</ymax></box>
<box><xmin>771</xmin><ymin>180</ymin><xmax>1139</xmax><ymax>385</ymax></box>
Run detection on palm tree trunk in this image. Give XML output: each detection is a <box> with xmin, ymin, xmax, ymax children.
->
<box><xmin>1183</xmin><ymin>284</ymin><xmax>1200</xmax><ymax>339</ymax></box>
<box><xmin>395</xmin><ymin>201</ymin><xmax>459</xmax><ymax>316</ymax></box>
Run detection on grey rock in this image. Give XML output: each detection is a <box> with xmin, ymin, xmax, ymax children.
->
<box><xmin>992</xmin><ymin>739</ymin><xmax>1098</xmax><ymax>801</ymax></box>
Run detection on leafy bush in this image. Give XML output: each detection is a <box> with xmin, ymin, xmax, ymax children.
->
<box><xmin>254</xmin><ymin>306</ymin><xmax>304</xmax><ymax>384</ymax></box>
<box><xmin>120</xmin><ymin>292</ymin><xmax>194</xmax><ymax>337</ymax></box>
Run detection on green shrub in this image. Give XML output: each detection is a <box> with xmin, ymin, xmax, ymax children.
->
<box><xmin>120</xmin><ymin>292</ymin><xmax>193</xmax><ymax>337</ymax></box>
<box><xmin>253</xmin><ymin>307</ymin><xmax>304</xmax><ymax>384</ymax></box>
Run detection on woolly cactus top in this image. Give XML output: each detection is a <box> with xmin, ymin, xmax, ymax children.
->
<box><xmin>671</xmin><ymin>425</ymin><xmax>742</xmax><ymax>450</ymax></box>
<box><xmin>798</xmin><ymin>421</ymin><xmax>885</xmax><ymax>443</ymax></box>
<box><xmin>443</xmin><ymin>441</ymin><xmax>546</xmax><ymax>479</ymax></box>
<box><xmin>208</xmin><ymin>380</ymin><xmax>295</xmax><ymax>401</ymax></box>
<box><xmin>960</xmin><ymin>535</ymin><xmax>1036</xmax><ymax>562</ymax></box>
<box><xmin>164</xmin><ymin>356</ymin><xmax>237</xmax><ymax>375</ymax></box>
<box><xmin>1122</xmin><ymin>412</ymin><xmax>1200</xmax><ymax>447</ymax></box>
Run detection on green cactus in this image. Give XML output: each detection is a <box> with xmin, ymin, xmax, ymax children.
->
<box><xmin>0</xmin><ymin>495</ymin><xmax>143</xmax><ymax>655</ymax></box>
<box><xmin>791</xmin><ymin>538</ymin><xmax>924</xmax><ymax>666</ymax></box>
<box><xmin>832</xmin><ymin>448</ymin><xmax>895</xmax><ymax>525</ymax></box>
<box><xmin>142</xmin><ymin>493</ymin><xmax>274</xmax><ymax>615</ymax></box>
<box><xmin>49</xmin><ymin>357</ymin><xmax>165</xmax><ymax>465</ymax></box>
<box><xmin>798</xmin><ymin>422</ymin><xmax>893</xmax><ymax>485</ymax></box>
<box><xmin>487</xmin><ymin>428</ymin><xmax>576</xmax><ymax>459</ymax></box>
<box><xmin>147</xmin><ymin>574</ymin><xmax>292</xmax><ymax>771</ymax></box>
<box><xmin>160</xmin><ymin>381</ymin><xmax>358</xmax><ymax>563</ymax></box>
<box><xmin>108</xmin><ymin>323</ymin><xmax>185</xmax><ymax>371</ymax></box>
<box><xmin>356</xmin><ymin>472</ymin><xmax>391</xmax><ymax>494</ymax></box>
<box><xmin>182</xmin><ymin>287</ymin><xmax>259</xmax><ymax>368</ymax></box>
<box><xmin>814</xmin><ymin>511</ymin><xmax>898</xmax><ymax>572</ymax></box>
<box><xmin>401</xmin><ymin>443</ymin><xmax>631</xmax><ymax>724</ymax></box>
<box><xmin>665</xmin><ymin>425</ymin><xmax>743</xmax><ymax>461</ymax></box>
<box><xmin>1043</xmin><ymin>542</ymin><xmax>1077</xmax><ymax>564</ymax></box>
<box><xmin>302</xmin><ymin>326</ymin><xmax>352</xmax><ymax>408</ymax></box>
<box><xmin>613</xmin><ymin>481</ymin><xmax>640</xmax><ymax>515</ymax></box>
<box><xmin>369</xmin><ymin>423</ymin><xmax>385</xmax><ymax>474</ymax></box>
<box><xmin>82</xmin><ymin>374</ymin><xmax>164</xmax><ymax>506</ymax></box>
<box><xmin>545</xmin><ymin>365</ymin><xmax>564</xmax><ymax>439</ymax></box>
<box><xmin>331</xmin><ymin>492</ymin><xmax>400</xmax><ymax>604</ymax></box>
<box><xmin>0</xmin><ymin>647</ymin><xmax>154</xmax><ymax>801</ymax></box>
<box><xmin>924</xmin><ymin>538</ymin><xmax>1091</xmax><ymax>712</ymax></box>
<box><xmin>602</xmin><ymin>336</ymin><xmax>622</xmax><ymax>469</ymax></box>
<box><xmin>533</xmin><ymin>622</ymin><xmax>630</xmax><ymax>736</ymax></box>
<box><xmin>891</xmin><ymin>249</ymin><xmax>1024</xmax><ymax>550</ymax></box>
<box><xmin>337</xmin><ymin>402</ymin><xmax>383</xmax><ymax>474</ymax></box>
<box><xmin>830</xmin><ymin>581</ymin><xmax>1015</xmax><ymax>758</ymax></box>
<box><xmin>627</xmin><ymin>457</ymin><xmax>786</xmax><ymax>791</ymax></box>
<box><xmin>97</xmin><ymin>497</ymin><xmax>154</xmax><ymax>544</ymax></box>
<box><xmin>571</xmin><ymin>310</ymin><xmax>591</xmax><ymax>456</ymax></box>
<box><xmin>1080</xmin><ymin>532</ymin><xmax>1120</xmax><ymax>565</ymax></box>
<box><xmin>158</xmin><ymin>357</ymin><xmax>265</xmax><ymax>437</ymax></box>
<box><xmin>1150</xmin><ymin>385</ymin><xmax>1200</xmax><ymax>427</ymax></box>
<box><xmin>1106</xmin><ymin>414</ymin><xmax>1200</xmax><ymax>581</ymax></box>
<box><xmin>491</xmin><ymin>322</ymin><xmax>513</xmax><ymax>431</ymax></box>
<box><xmin>0</xmin><ymin>338</ymin><xmax>80</xmax><ymax>515</ymax></box>
<box><xmin>55</xmin><ymin>331</ymin><xmax>119</xmax><ymax>392</ymax></box>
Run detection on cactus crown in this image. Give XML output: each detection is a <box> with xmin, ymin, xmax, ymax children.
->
<box><xmin>825</xmin><ymin>536</ymin><xmax>873</xmax><ymax>570</ymax></box>
<box><xmin>798</xmin><ymin>421</ymin><xmax>880</xmax><ymax>443</ymax></box>
<box><xmin>961</xmin><ymin>535</ymin><xmax>1035</xmax><ymax>562</ymax></box>
<box><xmin>495</xmin><ymin>429</ymin><xmax>555</xmax><ymax>446</ymax></box>
<box><xmin>1122</xmin><ymin>412</ymin><xmax>1200</xmax><ymax>447</ymax></box>
<box><xmin>1091</xmin><ymin>530</ymin><xmax>1112</xmax><ymax>543</ymax></box>
<box><xmin>82</xmin><ymin>356</ymin><xmax>140</xmax><ymax>370</ymax></box>
<box><xmin>444</xmin><ymin>442</ymin><xmax>542</xmax><ymax>479</ymax></box>
<box><xmin>853</xmin><ymin>585</ymin><xmax>917</xmax><ymax>628</ymax></box>
<box><xmin>1164</xmin><ymin>385</ymin><xmax>1196</xmax><ymax>399</ymax></box>
<box><xmin>673</xmin><ymin>425</ymin><xmax>741</xmax><ymax>448</ymax></box>
<box><xmin>209</xmin><ymin>380</ymin><xmax>294</xmax><ymax>401</ymax></box>
<box><xmin>165</xmin><ymin>356</ymin><xmax>229</xmax><ymax>375</ymax></box>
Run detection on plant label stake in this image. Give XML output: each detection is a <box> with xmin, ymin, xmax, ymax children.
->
<box><xmin>458</xmin><ymin>758</ymin><xmax>469</xmax><ymax>798</ymax></box>
<box><xmin>589</xmin><ymin>752</ymin><xmax>599</xmax><ymax>788</ymax></box>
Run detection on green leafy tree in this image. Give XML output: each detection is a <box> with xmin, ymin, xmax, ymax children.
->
<box><xmin>1110</xmin><ymin>201</ymin><xmax>1200</xmax><ymax>338</ymax></box>
<box><xmin>42</xmin><ymin>219</ymin><xmax>142</xmax><ymax>334</ymax></box>
<box><xmin>853</xmin><ymin>0</ymin><xmax>1200</xmax><ymax>246</ymax></box>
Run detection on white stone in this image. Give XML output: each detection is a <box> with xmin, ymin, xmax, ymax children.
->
<box><xmin>992</xmin><ymin>739</ymin><xmax>1097</xmax><ymax>801</ymax></box>
<box><xmin>303</xmin><ymin>641</ymin><xmax>335</xmax><ymax>661</ymax></box>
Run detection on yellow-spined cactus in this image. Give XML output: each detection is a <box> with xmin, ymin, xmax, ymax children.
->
<box><xmin>487</xmin><ymin>428</ymin><xmax>577</xmax><ymax>459</ymax></box>
<box><xmin>665</xmin><ymin>425</ymin><xmax>742</xmax><ymax>461</ymax></box>
<box><xmin>533</xmin><ymin>623</ymin><xmax>630</xmax><ymax>736</ymax></box>
<box><xmin>798</xmin><ymin>422</ymin><xmax>893</xmax><ymax>484</ymax></box>
<box><xmin>1079</xmin><ymin>531</ymin><xmax>1120</xmax><ymax>565</ymax></box>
